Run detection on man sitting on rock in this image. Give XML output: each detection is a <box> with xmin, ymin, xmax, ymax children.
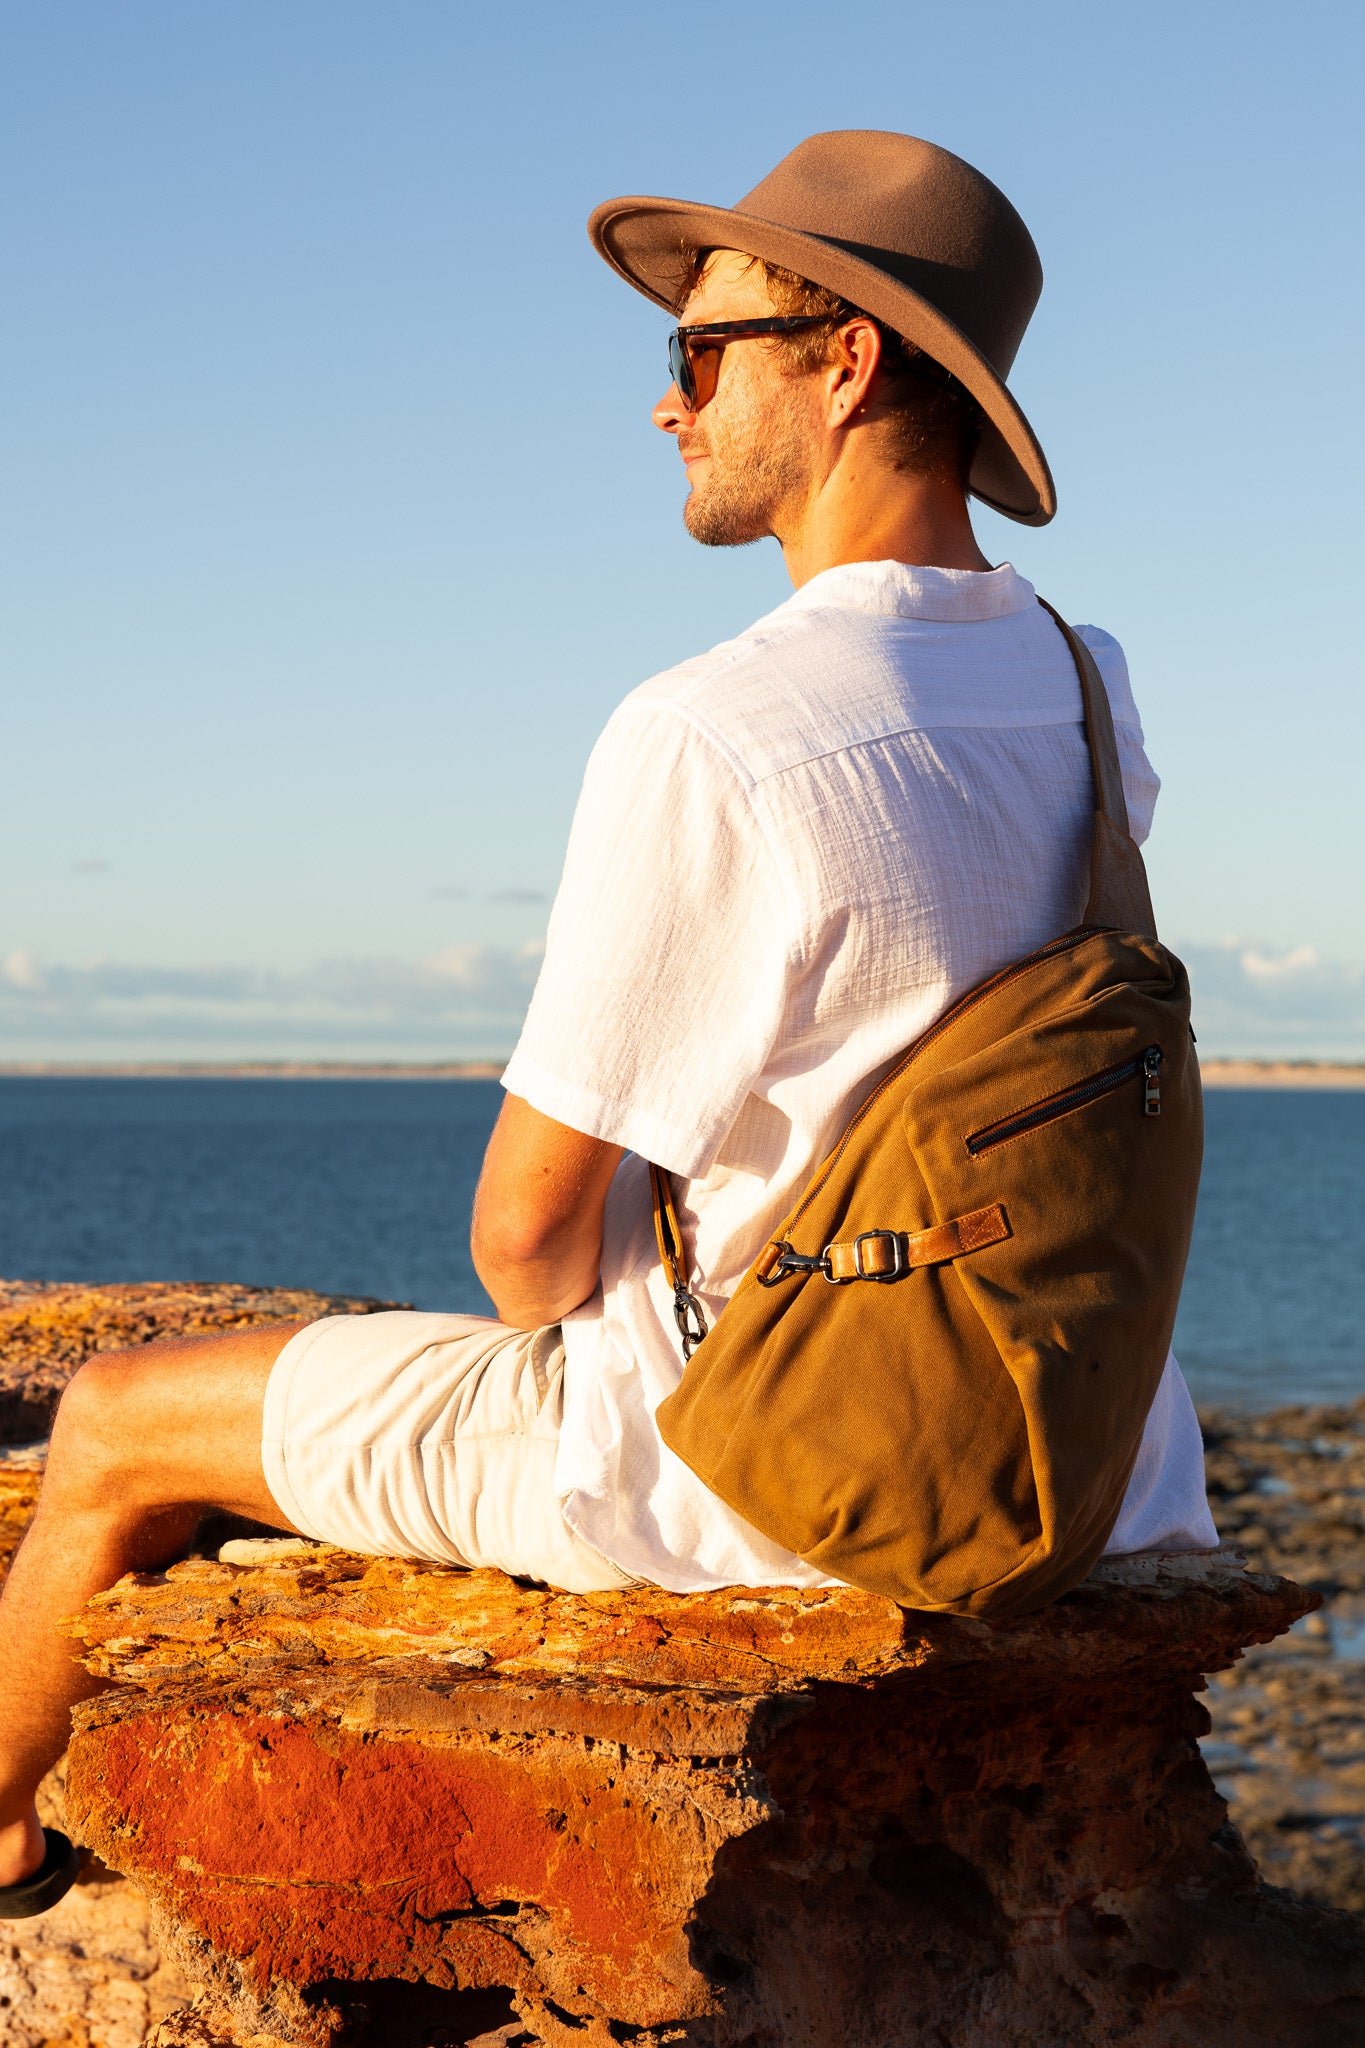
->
<box><xmin>0</xmin><ymin>131</ymin><xmax>1216</xmax><ymax>1914</ymax></box>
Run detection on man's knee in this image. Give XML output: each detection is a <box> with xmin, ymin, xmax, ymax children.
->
<box><xmin>48</xmin><ymin>1347</ymin><xmax>166</xmax><ymax>1498</ymax></box>
<box><xmin>46</xmin><ymin>1323</ymin><xmax>304</xmax><ymax>1523</ymax></box>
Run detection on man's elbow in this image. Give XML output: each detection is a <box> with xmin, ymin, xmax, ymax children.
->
<box><xmin>470</xmin><ymin>1204</ymin><xmax>600</xmax><ymax>1327</ymax></box>
<box><xmin>474</xmin><ymin>1212</ymin><xmax>548</xmax><ymax>1277</ymax></box>
<box><xmin>471</xmin><ymin>1206</ymin><xmax>558</xmax><ymax>1282</ymax></box>
<box><xmin>470</xmin><ymin>1107</ymin><xmax>622</xmax><ymax>1325</ymax></box>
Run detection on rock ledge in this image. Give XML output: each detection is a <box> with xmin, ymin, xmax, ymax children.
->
<box><xmin>63</xmin><ymin>1543</ymin><xmax>1365</xmax><ymax>2048</ymax></box>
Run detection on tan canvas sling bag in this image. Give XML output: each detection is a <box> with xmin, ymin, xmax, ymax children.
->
<box><xmin>650</xmin><ymin>600</ymin><xmax>1203</xmax><ymax>1620</ymax></box>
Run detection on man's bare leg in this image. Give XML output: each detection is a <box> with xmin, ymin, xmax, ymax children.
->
<box><xmin>0</xmin><ymin>1322</ymin><xmax>308</xmax><ymax>1887</ymax></box>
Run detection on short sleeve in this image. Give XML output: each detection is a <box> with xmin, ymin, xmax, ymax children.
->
<box><xmin>501</xmin><ymin>699</ymin><xmax>794</xmax><ymax>1179</ymax></box>
<box><xmin>1075</xmin><ymin>624</ymin><xmax>1161</xmax><ymax>849</ymax></box>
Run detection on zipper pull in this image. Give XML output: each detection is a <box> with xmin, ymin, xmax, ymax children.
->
<box><xmin>1143</xmin><ymin>1045</ymin><xmax>1163</xmax><ymax>1116</ymax></box>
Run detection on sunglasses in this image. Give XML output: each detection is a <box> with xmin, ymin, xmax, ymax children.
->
<box><xmin>666</xmin><ymin>315</ymin><xmax>831</xmax><ymax>413</ymax></box>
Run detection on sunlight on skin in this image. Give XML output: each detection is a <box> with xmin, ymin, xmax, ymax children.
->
<box><xmin>651</xmin><ymin>249</ymin><xmax>993</xmax><ymax>588</ymax></box>
<box><xmin>0</xmin><ymin>1325</ymin><xmax>305</xmax><ymax>1888</ymax></box>
<box><xmin>472</xmin><ymin>1094</ymin><xmax>623</xmax><ymax>1329</ymax></box>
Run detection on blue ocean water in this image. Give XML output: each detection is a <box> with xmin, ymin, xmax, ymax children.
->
<box><xmin>1173</xmin><ymin>1089</ymin><xmax>1365</xmax><ymax>1407</ymax></box>
<box><xmin>0</xmin><ymin>1078</ymin><xmax>1361</xmax><ymax>1411</ymax></box>
<box><xmin>0</xmin><ymin>1077</ymin><xmax>502</xmax><ymax>1319</ymax></box>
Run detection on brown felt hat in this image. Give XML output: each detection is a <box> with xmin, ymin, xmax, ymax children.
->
<box><xmin>589</xmin><ymin>130</ymin><xmax>1056</xmax><ymax>527</ymax></box>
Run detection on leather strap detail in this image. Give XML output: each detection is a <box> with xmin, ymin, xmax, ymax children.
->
<box><xmin>1036</xmin><ymin>598</ymin><xmax>1157</xmax><ymax>941</ymax></box>
<box><xmin>1037</xmin><ymin>599</ymin><xmax>1131</xmax><ymax>837</ymax></box>
<box><xmin>650</xmin><ymin>1163</ymin><xmax>709</xmax><ymax>1357</ymax></box>
<box><xmin>754</xmin><ymin>1240</ymin><xmax>786</xmax><ymax>1282</ymax></box>
<box><xmin>822</xmin><ymin>1203</ymin><xmax>1011</xmax><ymax>1283</ymax></box>
<box><xmin>651</xmin><ymin>1161</ymin><xmax>686</xmax><ymax>1277</ymax></box>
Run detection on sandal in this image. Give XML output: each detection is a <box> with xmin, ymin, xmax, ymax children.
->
<box><xmin>0</xmin><ymin>1829</ymin><xmax>82</xmax><ymax>1918</ymax></box>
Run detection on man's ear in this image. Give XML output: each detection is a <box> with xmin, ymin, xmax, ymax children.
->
<box><xmin>825</xmin><ymin>317</ymin><xmax>883</xmax><ymax>428</ymax></box>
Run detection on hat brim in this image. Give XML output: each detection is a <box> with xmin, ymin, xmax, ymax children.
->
<box><xmin>589</xmin><ymin>194</ymin><xmax>1056</xmax><ymax>528</ymax></box>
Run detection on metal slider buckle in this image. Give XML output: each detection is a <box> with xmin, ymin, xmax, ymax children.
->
<box><xmin>851</xmin><ymin>1230</ymin><xmax>907</xmax><ymax>1283</ymax></box>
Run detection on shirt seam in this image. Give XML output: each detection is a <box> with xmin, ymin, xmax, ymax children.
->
<box><xmin>780</xmin><ymin>592</ymin><xmax>1037</xmax><ymax>627</ymax></box>
<box><xmin>618</xmin><ymin>646</ymin><xmax>1139</xmax><ymax>796</ymax></box>
<box><xmin>735</xmin><ymin>710</ymin><xmax>1146</xmax><ymax>789</ymax></box>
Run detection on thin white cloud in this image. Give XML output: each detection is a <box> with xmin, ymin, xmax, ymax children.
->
<box><xmin>0</xmin><ymin>944</ymin><xmax>545</xmax><ymax>1058</ymax></box>
<box><xmin>1238</xmin><ymin>944</ymin><xmax>1320</xmax><ymax>983</ymax></box>
<box><xmin>2</xmin><ymin>951</ymin><xmax>49</xmax><ymax>994</ymax></box>
<box><xmin>1</xmin><ymin>937</ymin><xmax>1359</xmax><ymax>1063</ymax></box>
<box><xmin>1181</xmin><ymin>939</ymin><xmax>1365</xmax><ymax>1058</ymax></box>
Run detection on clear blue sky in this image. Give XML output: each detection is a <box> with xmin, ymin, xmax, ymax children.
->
<box><xmin>1</xmin><ymin>1</ymin><xmax>1361</xmax><ymax>1058</ymax></box>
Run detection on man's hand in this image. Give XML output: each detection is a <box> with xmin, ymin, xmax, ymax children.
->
<box><xmin>471</xmin><ymin>1094</ymin><xmax>625</xmax><ymax>1329</ymax></box>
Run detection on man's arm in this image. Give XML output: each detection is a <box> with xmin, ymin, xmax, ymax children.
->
<box><xmin>471</xmin><ymin>1094</ymin><xmax>625</xmax><ymax>1329</ymax></box>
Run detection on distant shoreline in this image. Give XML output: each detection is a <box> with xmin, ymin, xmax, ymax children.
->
<box><xmin>0</xmin><ymin>1057</ymin><xmax>1361</xmax><ymax>1088</ymax></box>
<box><xmin>0</xmin><ymin>1060</ymin><xmax>508</xmax><ymax>1080</ymax></box>
<box><xmin>1199</xmin><ymin>1060</ymin><xmax>1365</xmax><ymax>1090</ymax></box>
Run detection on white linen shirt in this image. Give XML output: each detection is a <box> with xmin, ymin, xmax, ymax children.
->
<box><xmin>502</xmin><ymin>560</ymin><xmax>1217</xmax><ymax>1591</ymax></box>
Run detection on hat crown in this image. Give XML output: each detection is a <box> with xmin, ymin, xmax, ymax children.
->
<box><xmin>733</xmin><ymin>131</ymin><xmax>1042</xmax><ymax>378</ymax></box>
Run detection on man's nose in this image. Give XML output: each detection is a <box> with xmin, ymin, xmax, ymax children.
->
<box><xmin>652</xmin><ymin>382</ymin><xmax>696</xmax><ymax>433</ymax></box>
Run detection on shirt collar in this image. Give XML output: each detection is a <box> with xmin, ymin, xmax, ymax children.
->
<box><xmin>778</xmin><ymin>558</ymin><xmax>1035</xmax><ymax>624</ymax></box>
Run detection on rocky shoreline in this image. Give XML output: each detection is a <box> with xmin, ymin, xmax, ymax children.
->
<box><xmin>1201</xmin><ymin>1396</ymin><xmax>1365</xmax><ymax>1912</ymax></box>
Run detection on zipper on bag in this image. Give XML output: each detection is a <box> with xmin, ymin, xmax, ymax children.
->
<box><xmin>965</xmin><ymin>1045</ymin><xmax>1164</xmax><ymax>1157</ymax></box>
<box><xmin>774</xmin><ymin>927</ymin><xmax>1102</xmax><ymax>1244</ymax></box>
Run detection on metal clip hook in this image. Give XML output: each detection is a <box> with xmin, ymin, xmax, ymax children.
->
<box><xmin>673</xmin><ymin>1285</ymin><xmax>709</xmax><ymax>1361</ymax></box>
<box><xmin>756</xmin><ymin>1243</ymin><xmax>832</xmax><ymax>1286</ymax></box>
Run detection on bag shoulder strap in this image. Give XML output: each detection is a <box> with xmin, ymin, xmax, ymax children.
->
<box><xmin>649</xmin><ymin>596</ymin><xmax>1160</xmax><ymax>1337</ymax></box>
<box><xmin>1036</xmin><ymin>597</ymin><xmax>1157</xmax><ymax>941</ymax></box>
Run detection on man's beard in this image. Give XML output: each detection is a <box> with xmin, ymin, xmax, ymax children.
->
<box><xmin>682</xmin><ymin>392</ymin><xmax>810</xmax><ymax>547</ymax></box>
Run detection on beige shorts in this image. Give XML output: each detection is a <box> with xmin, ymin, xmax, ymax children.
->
<box><xmin>260</xmin><ymin>1311</ymin><xmax>634</xmax><ymax>1593</ymax></box>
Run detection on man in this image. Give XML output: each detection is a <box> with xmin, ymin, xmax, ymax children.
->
<box><xmin>0</xmin><ymin>131</ymin><xmax>1215</xmax><ymax>1914</ymax></box>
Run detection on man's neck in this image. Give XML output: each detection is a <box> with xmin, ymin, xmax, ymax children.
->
<box><xmin>779</xmin><ymin>457</ymin><xmax>993</xmax><ymax>588</ymax></box>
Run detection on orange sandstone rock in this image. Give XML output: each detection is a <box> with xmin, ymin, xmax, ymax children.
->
<box><xmin>0</xmin><ymin>1455</ymin><xmax>44</xmax><ymax>1574</ymax></box>
<box><xmin>62</xmin><ymin>1546</ymin><xmax>1365</xmax><ymax>2048</ymax></box>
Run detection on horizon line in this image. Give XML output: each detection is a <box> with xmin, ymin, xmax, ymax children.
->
<box><xmin>0</xmin><ymin>1057</ymin><xmax>1362</xmax><ymax>1087</ymax></box>
<box><xmin>0</xmin><ymin>1059</ymin><xmax>509</xmax><ymax>1080</ymax></box>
